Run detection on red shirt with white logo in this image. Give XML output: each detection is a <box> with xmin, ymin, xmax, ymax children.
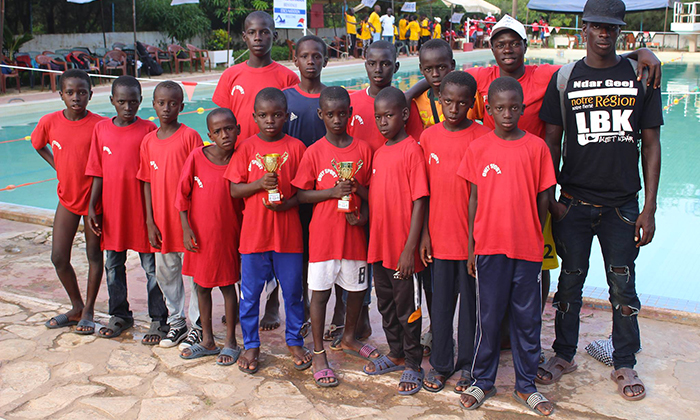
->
<box><xmin>31</xmin><ymin>110</ymin><xmax>106</xmax><ymax>215</ymax></box>
<box><xmin>347</xmin><ymin>88</ymin><xmax>425</xmax><ymax>152</ymax></box>
<box><xmin>368</xmin><ymin>136</ymin><xmax>429</xmax><ymax>272</ymax></box>
<box><xmin>457</xmin><ymin>131</ymin><xmax>556</xmax><ymax>262</ymax></box>
<box><xmin>85</xmin><ymin>117</ymin><xmax>156</xmax><ymax>253</ymax></box>
<box><xmin>136</xmin><ymin>124</ymin><xmax>203</xmax><ymax>254</ymax></box>
<box><xmin>212</xmin><ymin>61</ymin><xmax>300</xmax><ymax>143</ymax></box>
<box><xmin>224</xmin><ymin>134</ymin><xmax>306</xmax><ymax>254</ymax></box>
<box><xmin>175</xmin><ymin>146</ymin><xmax>241</xmax><ymax>287</ymax></box>
<box><xmin>420</xmin><ymin>122</ymin><xmax>490</xmax><ymax>260</ymax></box>
<box><xmin>467</xmin><ymin>64</ymin><xmax>559</xmax><ymax>138</ymax></box>
<box><xmin>292</xmin><ymin>137</ymin><xmax>373</xmax><ymax>262</ymax></box>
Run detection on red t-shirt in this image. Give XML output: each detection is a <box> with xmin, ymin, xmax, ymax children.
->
<box><xmin>31</xmin><ymin>110</ymin><xmax>106</xmax><ymax>215</ymax></box>
<box><xmin>457</xmin><ymin>132</ymin><xmax>556</xmax><ymax>262</ymax></box>
<box><xmin>347</xmin><ymin>88</ymin><xmax>425</xmax><ymax>152</ymax></box>
<box><xmin>368</xmin><ymin>136</ymin><xmax>429</xmax><ymax>272</ymax></box>
<box><xmin>136</xmin><ymin>124</ymin><xmax>203</xmax><ymax>254</ymax></box>
<box><xmin>85</xmin><ymin>117</ymin><xmax>156</xmax><ymax>253</ymax></box>
<box><xmin>175</xmin><ymin>146</ymin><xmax>241</xmax><ymax>288</ymax></box>
<box><xmin>224</xmin><ymin>134</ymin><xmax>306</xmax><ymax>254</ymax></box>
<box><xmin>467</xmin><ymin>64</ymin><xmax>560</xmax><ymax>138</ymax></box>
<box><xmin>291</xmin><ymin>137</ymin><xmax>373</xmax><ymax>262</ymax></box>
<box><xmin>212</xmin><ymin>61</ymin><xmax>300</xmax><ymax>143</ymax></box>
<box><xmin>420</xmin><ymin>122</ymin><xmax>491</xmax><ymax>260</ymax></box>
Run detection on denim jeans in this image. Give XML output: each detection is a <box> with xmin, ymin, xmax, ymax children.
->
<box><xmin>105</xmin><ymin>250</ymin><xmax>168</xmax><ymax>324</ymax></box>
<box><xmin>382</xmin><ymin>35</ymin><xmax>394</xmax><ymax>43</ymax></box>
<box><xmin>551</xmin><ymin>194</ymin><xmax>641</xmax><ymax>369</ymax></box>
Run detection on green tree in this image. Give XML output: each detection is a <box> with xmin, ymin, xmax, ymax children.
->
<box><xmin>140</xmin><ymin>0</ymin><xmax>210</xmax><ymax>42</ymax></box>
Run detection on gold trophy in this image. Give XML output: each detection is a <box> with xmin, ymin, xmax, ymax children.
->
<box><xmin>331</xmin><ymin>159</ymin><xmax>363</xmax><ymax>213</ymax></box>
<box><xmin>256</xmin><ymin>152</ymin><xmax>289</xmax><ymax>204</ymax></box>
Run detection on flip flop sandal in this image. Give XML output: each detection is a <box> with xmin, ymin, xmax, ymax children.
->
<box><xmin>293</xmin><ymin>348</ymin><xmax>313</xmax><ymax>371</ymax></box>
<box><xmin>454</xmin><ymin>370</ymin><xmax>472</xmax><ymax>394</ymax></box>
<box><xmin>611</xmin><ymin>367</ymin><xmax>646</xmax><ymax>401</ymax></box>
<box><xmin>460</xmin><ymin>386</ymin><xmax>497</xmax><ymax>410</ymax></box>
<box><xmin>216</xmin><ymin>346</ymin><xmax>242</xmax><ymax>366</ymax></box>
<box><xmin>313</xmin><ymin>368</ymin><xmax>339</xmax><ymax>388</ymax></box>
<box><xmin>142</xmin><ymin>321</ymin><xmax>168</xmax><ymax>346</ymax></box>
<box><xmin>422</xmin><ymin>368</ymin><xmax>448</xmax><ymax>393</ymax></box>
<box><xmin>74</xmin><ymin>319</ymin><xmax>96</xmax><ymax>335</ymax></box>
<box><xmin>512</xmin><ymin>391</ymin><xmax>553</xmax><ymax>416</ymax></box>
<box><xmin>343</xmin><ymin>344</ymin><xmax>379</xmax><ymax>360</ymax></box>
<box><xmin>421</xmin><ymin>332</ymin><xmax>432</xmax><ymax>357</ymax></box>
<box><xmin>45</xmin><ymin>313</ymin><xmax>78</xmax><ymax>329</ymax></box>
<box><xmin>535</xmin><ymin>356</ymin><xmax>577</xmax><ymax>385</ymax></box>
<box><xmin>398</xmin><ymin>368</ymin><xmax>424</xmax><ymax>396</ymax></box>
<box><xmin>363</xmin><ymin>354</ymin><xmax>406</xmax><ymax>375</ymax></box>
<box><xmin>300</xmin><ymin>321</ymin><xmax>311</xmax><ymax>339</ymax></box>
<box><xmin>180</xmin><ymin>343</ymin><xmax>221</xmax><ymax>360</ymax></box>
<box><xmin>323</xmin><ymin>324</ymin><xmax>344</xmax><ymax>341</ymax></box>
<box><xmin>329</xmin><ymin>335</ymin><xmax>343</xmax><ymax>351</ymax></box>
<box><xmin>238</xmin><ymin>355</ymin><xmax>260</xmax><ymax>374</ymax></box>
<box><xmin>98</xmin><ymin>316</ymin><xmax>134</xmax><ymax>338</ymax></box>
<box><xmin>540</xmin><ymin>349</ymin><xmax>546</xmax><ymax>364</ymax></box>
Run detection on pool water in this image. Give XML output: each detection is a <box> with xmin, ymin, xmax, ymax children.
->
<box><xmin>1</xmin><ymin>54</ymin><xmax>699</xmax><ymax>311</ymax></box>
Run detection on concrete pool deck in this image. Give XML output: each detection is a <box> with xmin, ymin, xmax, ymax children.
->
<box><xmin>1</xmin><ymin>217</ymin><xmax>700</xmax><ymax>419</ymax></box>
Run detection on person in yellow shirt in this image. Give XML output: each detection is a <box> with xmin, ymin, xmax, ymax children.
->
<box><xmin>432</xmin><ymin>17</ymin><xmax>442</xmax><ymax>39</ymax></box>
<box><xmin>345</xmin><ymin>8</ymin><xmax>357</xmax><ymax>56</ymax></box>
<box><xmin>407</xmin><ymin>15</ymin><xmax>420</xmax><ymax>55</ymax></box>
<box><xmin>369</xmin><ymin>5</ymin><xmax>382</xmax><ymax>42</ymax></box>
<box><xmin>399</xmin><ymin>15</ymin><xmax>408</xmax><ymax>41</ymax></box>
<box><xmin>420</xmin><ymin>15</ymin><xmax>431</xmax><ymax>48</ymax></box>
<box><xmin>358</xmin><ymin>17</ymin><xmax>371</xmax><ymax>57</ymax></box>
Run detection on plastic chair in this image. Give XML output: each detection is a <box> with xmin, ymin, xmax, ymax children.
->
<box><xmin>71</xmin><ymin>51</ymin><xmax>102</xmax><ymax>85</ymax></box>
<box><xmin>167</xmin><ymin>45</ymin><xmax>193</xmax><ymax>74</ymax></box>
<box><xmin>187</xmin><ymin>44</ymin><xmax>211</xmax><ymax>73</ymax></box>
<box><xmin>36</xmin><ymin>55</ymin><xmax>65</xmax><ymax>92</ymax></box>
<box><xmin>102</xmin><ymin>50</ymin><xmax>128</xmax><ymax>77</ymax></box>
<box><xmin>1</xmin><ymin>55</ymin><xmax>21</xmax><ymax>94</ymax></box>
<box><xmin>146</xmin><ymin>45</ymin><xmax>172</xmax><ymax>72</ymax></box>
<box><xmin>112</xmin><ymin>42</ymin><xmax>126</xmax><ymax>50</ymax></box>
<box><xmin>14</xmin><ymin>53</ymin><xmax>35</xmax><ymax>89</ymax></box>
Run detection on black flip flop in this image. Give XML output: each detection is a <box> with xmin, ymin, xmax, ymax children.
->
<box><xmin>45</xmin><ymin>313</ymin><xmax>78</xmax><ymax>329</ymax></box>
<box><xmin>98</xmin><ymin>316</ymin><xmax>134</xmax><ymax>338</ymax></box>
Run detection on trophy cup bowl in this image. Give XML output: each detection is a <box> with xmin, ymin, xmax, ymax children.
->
<box><xmin>257</xmin><ymin>152</ymin><xmax>288</xmax><ymax>204</ymax></box>
<box><xmin>331</xmin><ymin>159</ymin><xmax>363</xmax><ymax>213</ymax></box>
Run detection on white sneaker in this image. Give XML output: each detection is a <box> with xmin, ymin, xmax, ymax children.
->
<box><xmin>178</xmin><ymin>328</ymin><xmax>203</xmax><ymax>351</ymax></box>
<box><xmin>159</xmin><ymin>325</ymin><xmax>187</xmax><ymax>348</ymax></box>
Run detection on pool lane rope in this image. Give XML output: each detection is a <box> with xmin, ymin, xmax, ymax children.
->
<box><xmin>1</xmin><ymin>177</ymin><xmax>57</xmax><ymax>192</ymax></box>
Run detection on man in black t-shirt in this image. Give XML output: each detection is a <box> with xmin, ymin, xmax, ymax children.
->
<box><xmin>537</xmin><ymin>0</ymin><xmax>662</xmax><ymax>402</ymax></box>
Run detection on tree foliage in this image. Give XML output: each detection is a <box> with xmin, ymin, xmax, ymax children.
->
<box><xmin>140</xmin><ymin>0</ymin><xmax>210</xmax><ymax>42</ymax></box>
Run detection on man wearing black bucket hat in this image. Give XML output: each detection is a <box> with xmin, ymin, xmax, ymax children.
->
<box><xmin>539</xmin><ymin>0</ymin><xmax>662</xmax><ymax>402</ymax></box>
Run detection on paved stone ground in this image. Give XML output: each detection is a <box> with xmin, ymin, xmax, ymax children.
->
<box><xmin>1</xmin><ymin>218</ymin><xmax>699</xmax><ymax>419</ymax></box>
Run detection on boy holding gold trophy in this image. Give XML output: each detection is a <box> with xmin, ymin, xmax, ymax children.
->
<box><xmin>225</xmin><ymin>88</ymin><xmax>311</xmax><ymax>374</ymax></box>
<box><xmin>293</xmin><ymin>87</ymin><xmax>378</xmax><ymax>388</ymax></box>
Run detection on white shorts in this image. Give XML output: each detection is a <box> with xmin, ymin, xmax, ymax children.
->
<box><xmin>308</xmin><ymin>259</ymin><xmax>369</xmax><ymax>292</ymax></box>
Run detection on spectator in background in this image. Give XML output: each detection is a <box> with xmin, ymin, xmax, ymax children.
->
<box><xmin>346</xmin><ymin>8</ymin><xmax>358</xmax><ymax>53</ymax></box>
<box><xmin>369</xmin><ymin>5</ymin><xmax>382</xmax><ymax>42</ymax></box>
<box><xmin>380</xmin><ymin>8</ymin><xmax>396</xmax><ymax>43</ymax></box>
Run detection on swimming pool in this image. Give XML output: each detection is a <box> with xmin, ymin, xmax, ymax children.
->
<box><xmin>1</xmin><ymin>51</ymin><xmax>698</xmax><ymax>312</ymax></box>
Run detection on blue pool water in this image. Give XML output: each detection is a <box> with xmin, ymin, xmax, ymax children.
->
<box><xmin>1</xmin><ymin>53</ymin><xmax>699</xmax><ymax>311</ymax></box>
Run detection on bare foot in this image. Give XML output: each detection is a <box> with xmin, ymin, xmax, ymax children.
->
<box><xmin>238</xmin><ymin>348</ymin><xmax>260</xmax><ymax>373</ymax></box>
<box><xmin>46</xmin><ymin>307</ymin><xmax>82</xmax><ymax>327</ymax></box>
<box><xmin>399</xmin><ymin>369</ymin><xmax>422</xmax><ymax>393</ymax></box>
<box><xmin>76</xmin><ymin>309</ymin><xmax>94</xmax><ymax>333</ymax></box>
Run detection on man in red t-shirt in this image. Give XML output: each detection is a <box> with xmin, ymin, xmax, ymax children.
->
<box><xmin>457</xmin><ymin>78</ymin><xmax>556</xmax><ymax>415</ymax></box>
<box><xmin>364</xmin><ymin>88</ymin><xmax>429</xmax><ymax>396</ymax></box>
<box><xmin>212</xmin><ymin>11</ymin><xmax>300</xmax><ymax>144</ymax></box>
<box><xmin>86</xmin><ymin>76</ymin><xmax>168</xmax><ymax>343</ymax></box>
<box><xmin>418</xmin><ymin>71</ymin><xmax>490</xmax><ymax>393</ymax></box>
<box><xmin>292</xmin><ymin>87</ymin><xmax>378</xmax><ymax>387</ymax></box>
<box><xmin>137</xmin><ymin>82</ymin><xmax>203</xmax><ymax>349</ymax></box>
<box><xmin>32</xmin><ymin>69</ymin><xmax>106</xmax><ymax>335</ymax></box>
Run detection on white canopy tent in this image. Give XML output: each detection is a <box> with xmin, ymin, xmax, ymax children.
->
<box><xmin>442</xmin><ymin>0</ymin><xmax>501</xmax><ymax>15</ymax></box>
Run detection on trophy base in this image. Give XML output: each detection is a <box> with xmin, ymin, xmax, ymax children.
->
<box><xmin>268</xmin><ymin>192</ymin><xmax>281</xmax><ymax>204</ymax></box>
<box><xmin>337</xmin><ymin>199</ymin><xmax>355</xmax><ymax>213</ymax></box>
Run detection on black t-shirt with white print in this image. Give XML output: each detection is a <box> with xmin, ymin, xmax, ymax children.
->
<box><xmin>539</xmin><ymin>57</ymin><xmax>663</xmax><ymax>207</ymax></box>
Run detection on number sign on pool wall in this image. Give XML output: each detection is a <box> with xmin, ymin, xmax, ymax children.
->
<box><xmin>273</xmin><ymin>0</ymin><xmax>307</xmax><ymax>29</ymax></box>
